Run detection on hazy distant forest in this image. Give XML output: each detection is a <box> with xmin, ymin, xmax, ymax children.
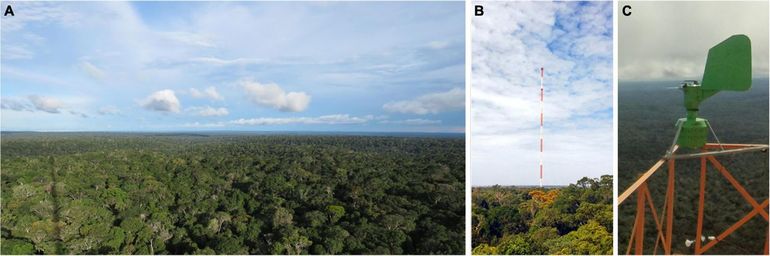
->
<box><xmin>618</xmin><ymin>79</ymin><xmax>769</xmax><ymax>254</ymax></box>
<box><xmin>471</xmin><ymin>176</ymin><xmax>613</xmax><ymax>255</ymax></box>
<box><xmin>1</xmin><ymin>133</ymin><xmax>465</xmax><ymax>254</ymax></box>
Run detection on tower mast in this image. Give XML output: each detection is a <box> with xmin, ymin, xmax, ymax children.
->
<box><xmin>539</xmin><ymin>67</ymin><xmax>544</xmax><ymax>188</ymax></box>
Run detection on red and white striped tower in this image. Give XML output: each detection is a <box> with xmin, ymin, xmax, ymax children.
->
<box><xmin>539</xmin><ymin>67</ymin><xmax>544</xmax><ymax>188</ymax></box>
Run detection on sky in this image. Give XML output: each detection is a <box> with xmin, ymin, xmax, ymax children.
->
<box><xmin>471</xmin><ymin>1</ymin><xmax>613</xmax><ymax>186</ymax></box>
<box><xmin>619</xmin><ymin>1</ymin><xmax>769</xmax><ymax>81</ymax></box>
<box><xmin>1</xmin><ymin>2</ymin><xmax>465</xmax><ymax>132</ymax></box>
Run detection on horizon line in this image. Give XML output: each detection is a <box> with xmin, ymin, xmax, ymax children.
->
<box><xmin>619</xmin><ymin>76</ymin><xmax>770</xmax><ymax>83</ymax></box>
<box><xmin>0</xmin><ymin>130</ymin><xmax>465</xmax><ymax>134</ymax></box>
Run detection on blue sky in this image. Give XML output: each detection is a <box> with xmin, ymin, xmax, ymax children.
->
<box><xmin>471</xmin><ymin>1</ymin><xmax>613</xmax><ymax>186</ymax></box>
<box><xmin>1</xmin><ymin>2</ymin><xmax>465</xmax><ymax>132</ymax></box>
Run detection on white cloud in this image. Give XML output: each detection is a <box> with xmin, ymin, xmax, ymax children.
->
<box><xmin>69</xmin><ymin>110</ymin><xmax>88</xmax><ymax>118</ymax></box>
<box><xmin>316</xmin><ymin>72</ymin><xmax>380</xmax><ymax>87</ymax></box>
<box><xmin>184</xmin><ymin>114</ymin><xmax>383</xmax><ymax>128</ymax></box>
<box><xmin>240</xmin><ymin>80</ymin><xmax>310</xmax><ymax>112</ymax></box>
<box><xmin>97</xmin><ymin>106</ymin><xmax>120</xmax><ymax>115</ymax></box>
<box><xmin>188</xmin><ymin>57</ymin><xmax>266</xmax><ymax>66</ymax></box>
<box><xmin>1</xmin><ymin>98</ymin><xmax>32</xmax><ymax>111</ymax></box>
<box><xmin>188</xmin><ymin>114</ymin><xmax>448</xmax><ymax>128</ymax></box>
<box><xmin>428</xmin><ymin>41</ymin><xmax>450</xmax><ymax>49</ymax></box>
<box><xmin>230</xmin><ymin>114</ymin><xmax>370</xmax><ymax>126</ymax></box>
<box><xmin>160</xmin><ymin>31</ymin><xmax>215</xmax><ymax>48</ymax></box>
<box><xmin>0</xmin><ymin>2</ymin><xmax>82</xmax><ymax>32</ymax></box>
<box><xmin>188</xmin><ymin>105</ymin><xmax>229</xmax><ymax>116</ymax></box>
<box><xmin>189</xmin><ymin>86</ymin><xmax>224</xmax><ymax>101</ymax></box>
<box><xmin>3</xmin><ymin>96</ymin><xmax>90</xmax><ymax>117</ymax></box>
<box><xmin>381</xmin><ymin>118</ymin><xmax>442</xmax><ymax>125</ymax></box>
<box><xmin>0</xmin><ymin>2</ymin><xmax>465</xmax><ymax>132</ymax></box>
<box><xmin>80</xmin><ymin>61</ymin><xmax>106</xmax><ymax>80</ymax></box>
<box><xmin>364</xmin><ymin>114</ymin><xmax>389</xmax><ymax>121</ymax></box>
<box><xmin>1</xmin><ymin>66</ymin><xmax>69</xmax><ymax>87</ymax></box>
<box><xmin>141</xmin><ymin>89</ymin><xmax>180</xmax><ymax>113</ymax></box>
<box><xmin>28</xmin><ymin>95</ymin><xmax>65</xmax><ymax>113</ymax></box>
<box><xmin>183</xmin><ymin>121</ymin><xmax>226</xmax><ymax>128</ymax></box>
<box><xmin>471</xmin><ymin>2</ymin><xmax>612</xmax><ymax>186</ymax></box>
<box><xmin>2</xmin><ymin>46</ymin><xmax>35</xmax><ymax>60</ymax></box>
<box><xmin>619</xmin><ymin>2</ymin><xmax>769</xmax><ymax>80</ymax></box>
<box><xmin>383</xmin><ymin>88</ymin><xmax>464</xmax><ymax>115</ymax></box>
<box><xmin>572</xmin><ymin>35</ymin><xmax>612</xmax><ymax>58</ymax></box>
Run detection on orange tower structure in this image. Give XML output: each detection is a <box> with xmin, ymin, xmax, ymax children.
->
<box><xmin>619</xmin><ymin>143</ymin><xmax>768</xmax><ymax>254</ymax></box>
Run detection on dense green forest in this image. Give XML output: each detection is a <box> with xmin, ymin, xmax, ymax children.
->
<box><xmin>1</xmin><ymin>133</ymin><xmax>465</xmax><ymax>254</ymax></box>
<box><xmin>471</xmin><ymin>176</ymin><xmax>613</xmax><ymax>255</ymax></box>
<box><xmin>618</xmin><ymin>79</ymin><xmax>769</xmax><ymax>254</ymax></box>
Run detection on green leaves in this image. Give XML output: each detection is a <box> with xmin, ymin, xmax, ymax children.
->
<box><xmin>104</xmin><ymin>227</ymin><xmax>126</xmax><ymax>251</ymax></box>
<box><xmin>471</xmin><ymin>243</ymin><xmax>498</xmax><ymax>255</ymax></box>
<box><xmin>326</xmin><ymin>205</ymin><xmax>345</xmax><ymax>224</ymax></box>
<box><xmin>101</xmin><ymin>187</ymin><xmax>129</xmax><ymax>211</ymax></box>
<box><xmin>2</xmin><ymin>135</ymin><xmax>464</xmax><ymax>254</ymax></box>
<box><xmin>273</xmin><ymin>228</ymin><xmax>312</xmax><ymax>255</ymax></box>
<box><xmin>11</xmin><ymin>183</ymin><xmax>39</xmax><ymax>201</ymax></box>
<box><xmin>321</xmin><ymin>226</ymin><xmax>349</xmax><ymax>254</ymax></box>
<box><xmin>272</xmin><ymin>207</ymin><xmax>294</xmax><ymax>228</ymax></box>
<box><xmin>497</xmin><ymin>234</ymin><xmax>533</xmax><ymax>255</ymax></box>
<box><xmin>472</xmin><ymin>176</ymin><xmax>613</xmax><ymax>255</ymax></box>
<box><xmin>1</xmin><ymin>239</ymin><xmax>37</xmax><ymax>255</ymax></box>
<box><xmin>545</xmin><ymin>220</ymin><xmax>612</xmax><ymax>255</ymax></box>
<box><xmin>303</xmin><ymin>211</ymin><xmax>327</xmax><ymax>228</ymax></box>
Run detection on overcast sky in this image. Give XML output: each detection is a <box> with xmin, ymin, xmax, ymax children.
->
<box><xmin>471</xmin><ymin>1</ymin><xmax>613</xmax><ymax>186</ymax></box>
<box><xmin>1</xmin><ymin>2</ymin><xmax>464</xmax><ymax>132</ymax></box>
<box><xmin>619</xmin><ymin>1</ymin><xmax>769</xmax><ymax>81</ymax></box>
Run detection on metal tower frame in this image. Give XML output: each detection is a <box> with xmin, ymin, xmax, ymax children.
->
<box><xmin>619</xmin><ymin>143</ymin><xmax>769</xmax><ymax>255</ymax></box>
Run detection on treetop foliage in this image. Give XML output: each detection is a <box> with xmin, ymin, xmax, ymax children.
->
<box><xmin>1</xmin><ymin>133</ymin><xmax>465</xmax><ymax>255</ymax></box>
<box><xmin>472</xmin><ymin>175</ymin><xmax>613</xmax><ymax>255</ymax></box>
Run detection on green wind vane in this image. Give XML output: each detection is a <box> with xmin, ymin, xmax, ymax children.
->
<box><xmin>673</xmin><ymin>34</ymin><xmax>752</xmax><ymax>149</ymax></box>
